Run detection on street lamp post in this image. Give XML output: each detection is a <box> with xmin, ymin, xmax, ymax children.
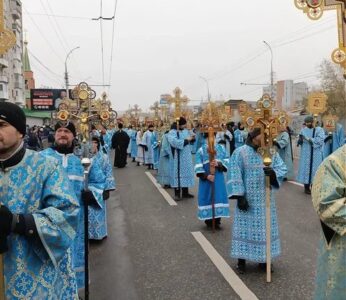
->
<box><xmin>263</xmin><ymin>41</ymin><xmax>274</xmax><ymax>99</ymax></box>
<box><xmin>199</xmin><ymin>76</ymin><xmax>210</xmax><ymax>101</ymax></box>
<box><xmin>65</xmin><ymin>46</ymin><xmax>80</xmax><ymax>95</ymax></box>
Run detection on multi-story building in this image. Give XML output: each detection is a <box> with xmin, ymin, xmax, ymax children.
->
<box><xmin>263</xmin><ymin>80</ymin><xmax>308</xmax><ymax>111</ymax></box>
<box><xmin>0</xmin><ymin>0</ymin><xmax>24</xmax><ymax>106</ymax></box>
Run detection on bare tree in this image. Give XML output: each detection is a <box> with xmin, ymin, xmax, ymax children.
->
<box><xmin>319</xmin><ymin>60</ymin><xmax>346</xmax><ymax>119</ymax></box>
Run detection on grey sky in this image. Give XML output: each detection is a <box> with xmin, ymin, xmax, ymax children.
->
<box><xmin>23</xmin><ymin>0</ymin><xmax>337</xmax><ymax>112</ymax></box>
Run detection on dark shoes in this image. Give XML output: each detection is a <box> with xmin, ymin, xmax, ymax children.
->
<box><xmin>182</xmin><ymin>188</ymin><xmax>194</xmax><ymax>198</ymax></box>
<box><xmin>205</xmin><ymin>218</ymin><xmax>221</xmax><ymax>230</ymax></box>
<box><xmin>304</xmin><ymin>184</ymin><xmax>311</xmax><ymax>195</ymax></box>
<box><xmin>237</xmin><ymin>259</ymin><xmax>246</xmax><ymax>274</ymax></box>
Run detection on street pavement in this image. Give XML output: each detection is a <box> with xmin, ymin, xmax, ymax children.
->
<box><xmin>90</xmin><ymin>156</ymin><xmax>321</xmax><ymax>300</ymax></box>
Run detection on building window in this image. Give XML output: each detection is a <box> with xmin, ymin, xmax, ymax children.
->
<box><xmin>0</xmin><ymin>84</ymin><xmax>3</xmax><ymax>91</ymax></box>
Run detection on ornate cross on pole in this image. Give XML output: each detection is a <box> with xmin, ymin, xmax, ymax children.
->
<box><xmin>167</xmin><ymin>87</ymin><xmax>189</xmax><ymax>120</ymax></box>
<box><xmin>295</xmin><ymin>0</ymin><xmax>346</xmax><ymax>77</ymax></box>
<box><xmin>130</xmin><ymin>104</ymin><xmax>141</xmax><ymax>127</ymax></box>
<box><xmin>238</xmin><ymin>94</ymin><xmax>289</xmax><ymax>283</ymax></box>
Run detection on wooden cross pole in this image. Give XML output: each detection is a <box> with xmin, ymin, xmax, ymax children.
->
<box><xmin>295</xmin><ymin>0</ymin><xmax>346</xmax><ymax>77</ymax></box>
<box><xmin>200</xmin><ymin>101</ymin><xmax>224</xmax><ymax>232</ymax></box>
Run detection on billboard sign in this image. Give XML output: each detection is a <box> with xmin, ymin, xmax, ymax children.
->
<box><xmin>30</xmin><ymin>89</ymin><xmax>72</xmax><ymax>111</ymax></box>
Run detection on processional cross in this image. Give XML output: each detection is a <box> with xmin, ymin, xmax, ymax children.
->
<box><xmin>295</xmin><ymin>0</ymin><xmax>346</xmax><ymax>76</ymax></box>
<box><xmin>167</xmin><ymin>87</ymin><xmax>189</xmax><ymax>120</ymax></box>
<box><xmin>130</xmin><ymin>104</ymin><xmax>141</xmax><ymax>127</ymax></box>
<box><xmin>239</xmin><ymin>94</ymin><xmax>289</xmax><ymax>283</ymax></box>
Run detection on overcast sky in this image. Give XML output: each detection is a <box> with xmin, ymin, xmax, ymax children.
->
<box><xmin>23</xmin><ymin>0</ymin><xmax>338</xmax><ymax>112</ymax></box>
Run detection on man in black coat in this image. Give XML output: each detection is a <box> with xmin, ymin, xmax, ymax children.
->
<box><xmin>112</xmin><ymin>123</ymin><xmax>130</xmax><ymax>168</ymax></box>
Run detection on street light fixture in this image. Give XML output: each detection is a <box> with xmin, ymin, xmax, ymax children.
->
<box><xmin>199</xmin><ymin>76</ymin><xmax>210</xmax><ymax>101</ymax></box>
<box><xmin>65</xmin><ymin>46</ymin><xmax>80</xmax><ymax>94</ymax></box>
<box><xmin>263</xmin><ymin>41</ymin><xmax>274</xmax><ymax>99</ymax></box>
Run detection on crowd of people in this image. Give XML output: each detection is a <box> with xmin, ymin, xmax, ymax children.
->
<box><xmin>0</xmin><ymin>100</ymin><xmax>345</xmax><ymax>299</ymax></box>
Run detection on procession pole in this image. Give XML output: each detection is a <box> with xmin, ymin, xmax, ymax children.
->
<box><xmin>207</xmin><ymin>127</ymin><xmax>216</xmax><ymax>232</ymax></box>
<box><xmin>0</xmin><ymin>254</ymin><xmax>5</xmax><ymax>300</ymax></box>
<box><xmin>176</xmin><ymin>118</ymin><xmax>181</xmax><ymax>199</ymax></box>
<box><xmin>82</xmin><ymin>156</ymin><xmax>91</xmax><ymax>300</ymax></box>
<box><xmin>264</xmin><ymin>156</ymin><xmax>272</xmax><ymax>283</ymax></box>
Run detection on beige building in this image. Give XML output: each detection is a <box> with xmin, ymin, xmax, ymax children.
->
<box><xmin>0</xmin><ymin>0</ymin><xmax>24</xmax><ymax>106</ymax></box>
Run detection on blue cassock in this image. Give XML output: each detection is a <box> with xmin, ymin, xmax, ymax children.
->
<box><xmin>323</xmin><ymin>123</ymin><xmax>345</xmax><ymax>159</ymax></box>
<box><xmin>88</xmin><ymin>152</ymin><xmax>108</xmax><ymax>240</ymax></box>
<box><xmin>130</xmin><ymin>130</ymin><xmax>138</xmax><ymax>158</ymax></box>
<box><xmin>297</xmin><ymin>126</ymin><xmax>325</xmax><ymax>185</ymax></box>
<box><xmin>157</xmin><ymin>133</ymin><xmax>172</xmax><ymax>186</ymax></box>
<box><xmin>276</xmin><ymin>131</ymin><xmax>294</xmax><ymax>180</ymax></box>
<box><xmin>216</xmin><ymin>130</ymin><xmax>233</xmax><ymax>156</ymax></box>
<box><xmin>152</xmin><ymin>131</ymin><xmax>160</xmax><ymax>170</ymax></box>
<box><xmin>167</xmin><ymin>129</ymin><xmax>195</xmax><ymax>188</ymax></box>
<box><xmin>0</xmin><ymin>149</ymin><xmax>79</xmax><ymax>299</ymax></box>
<box><xmin>101</xmin><ymin>130</ymin><xmax>114</xmax><ymax>154</ymax></box>
<box><xmin>40</xmin><ymin>148</ymin><xmax>105</xmax><ymax>289</ymax></box>
<box><xmin>142</xmin><ymin>130</ymin><xmax>155</xmax><ymax>164</ymax></box>
<box><xmin>234</xmin><ymin>129</ymin><xmax>247</xmax><ymax>148</ymax></box>
<box><xmin>226</xmin><ymin>145</ymin><xmax>287</xmax><ymax>262</ymax></box>
<box><xmin>194</xmin><ymin>143</ymin><xmax>230</xmax><ymax>220</ymax></box>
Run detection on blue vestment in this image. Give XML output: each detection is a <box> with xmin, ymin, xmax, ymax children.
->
<box><xmin>195</xmin><ymin>143</ymin><xmax>230</xmax><ymax>220</ymax></box>
<box><xmin>297</xmin><ymin>126</ymin><xmax>325</xmax><ymax>185</ymax></box>
<box><xmin>276</xmin><ymin>131</ymin><xmax>294</xmax><ymax>180</ymax></box>
<box><xmin>130</xmin><ymin>130</ymin><xmax>138</xmax><ymax>158</ymax></box>
<box><xmin>167</xmin><ymin>129</ymin><xmax>195</xmax><ymax>188</ymax></box>
<box><xmin>234</xmin><ymin>129</ymin><xmax>247</xmax><ymax>148</ymax></box>
<box><xmin>312</xmin><ymin>145</ymin><xmax>346</xmax><ymax>300</ymax></box>
<box><xmin>0</xmin><ymin>149</ymin><xmax>79</xmax><ymax>299</ymax></box>
<box><xmin>41</xmin><ymin>148</ymin><xmax>105</xmax><ymax>289</ymax></box>
<box><xmin>323</xmin><ymin>123</ymin><xmax>345</xmax><ymax>159</ymax></box>
<box><xmin>157</xmin><ymin>133</ymin><xmax>172</xmax><ymax>186</ymax></box>
<box><xmin>152</xmin><ymin>131</ymin><xmax>160</xmax><ymax>169</ymax></box>
<box><xmin>142</xmin><ymin>130</ymin><xmax>155</xmax><ymax>164</ymax></box>
<box><xmin>88</xmin><ymin>152</ymin><xmax>107</xmax><ymax>240</ymax></box>
<box><xmin>227</xmin><ymin>145</ymin><xmax>287</xmax><ymax>262</ymax></box>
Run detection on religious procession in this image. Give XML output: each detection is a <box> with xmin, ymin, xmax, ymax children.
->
<box><xmin>0</xmin><ymin>0</ymin><xmax>345</xmax><ymax>300</ymax></box>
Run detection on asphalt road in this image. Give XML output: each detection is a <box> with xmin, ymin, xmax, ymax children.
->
<box><xmin>89</xmin><ymin>156</ymin><xmax>321</xmax><ymax>300</ymax></box>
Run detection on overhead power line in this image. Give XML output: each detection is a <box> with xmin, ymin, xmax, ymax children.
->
<box><xmin>25</xmin><ymin>12</ymin><xmax>92</xmax><ymax>20</ymax></box>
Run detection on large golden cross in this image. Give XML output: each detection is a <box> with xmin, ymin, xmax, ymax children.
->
<box><xmin>0</xmin><ymin>0</ymin><xmax>16</xmax><ymax>54</ymax></box>
<box><xmin>295</xmin><ymin>0</ymin><xmax>346</xmax><ymax>76</ymax></box>
<box><xmin>167</xmin><ymin>87</ymin><xmax>189</xmax><ymax>119</ymax></box>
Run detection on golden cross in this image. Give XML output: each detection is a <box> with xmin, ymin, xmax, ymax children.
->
<box><xmin>295</xmin><ymin>0</ymin><xmax>346</xmax><ymax>76</ymax></box>
<box><xmin>167</xmin><ymin>87</ymin><xmax>189</xmax><ymax>119</ymax></box>
<box><xmin>0</xmin><ymin>0</ymin><xmax>16</xmax><ymax>54</ymax></box>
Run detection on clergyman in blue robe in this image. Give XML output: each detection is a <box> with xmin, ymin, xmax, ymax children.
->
<box><xmin>226</xmin><ymin>128</ymin><xmax>287</xmax><ymax>273</ymax></box>
<box><xmin>167</xmin><ymin>118</ymin><xmax>195</xmax><ymax>200</ymax></box>
<box><xmin>312</xmin><ymin>145</ymin><xmax>346</xmax><ymax>300</ymax></box>
<box><xmin>195</xmin><ymin>137</ymin><xmax>230</xmax><ymax>229</ymax></box>
<box><xmin>0</xmin><ymin>103</ymin><xmax>79</xmax><ymax>299</ymax></box>
<box><xmin>41</xmin><ymin>122</ymin><xmax>105</xmax><ymax>290</ymax></box>
<box><xmin>323</xmin><ymin>122</ymin><xmax>345</xmax><ymax>159</ymax></box>
<box><xmin>297</xmin><ymin>116</ymin><xmax>325</xmax><ymax>194</ymax></box>
<box><xmin>274</xmin><ymin>127</ymin><xmax>294</xmax><ymax>180</ymax></box>
<box><xmin>157</xmin><ymin>130</ymin><xmax>172</xmax><ymax>187</ymax></box>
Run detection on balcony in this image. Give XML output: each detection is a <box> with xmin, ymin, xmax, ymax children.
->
<box><xmin>0</xmin><ymin>84</ymin><xmax>9</xmax><ymax>101</ymax></box>
<box><xmin>0</xmin><ymin>76</ymin><xmax>8</xmax><ymax>83</ymax></box>
<box><xmin>14</xmin><ymin>80</ymin><xmax>22</xmax><ymax>89</ymax></box>
<box><xmin>10</xmin><ymin>1</ymin><xmax>22</xmax><ymax>20</ymax></box>
<box><xmin>0</xmin><ymin>58</ymin><xmax>9</xmax><ymax>68</ymax></box>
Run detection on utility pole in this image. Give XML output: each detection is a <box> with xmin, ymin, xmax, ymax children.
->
<box><xmin>199</xmin><ymin>76</ymin><xmax>210</xmax><ymax>101</ymax></box>
<box><xmin>65</xmin><ymin>46</ymin><xmax>80</xmax><ymax>95</ymax></box>
<box><xmin>263</xmin><ymin>41</ymin><xmax>274</xmax><ymax>99</ymax></box>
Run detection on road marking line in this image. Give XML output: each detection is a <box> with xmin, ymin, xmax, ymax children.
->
<box><xmin>145</xmin><ymin>172</ymin><xmax>177</xmax><ymax>206</ymax></box>
<box><xmin>191</xmin><ymin>231</ymin><xmax>258</xmax><ymax>300</ymax></box>
<box><xmin>287</xmin><ymin>181</ymin><xmax>304</xmax><ymax>187</ymax></box>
